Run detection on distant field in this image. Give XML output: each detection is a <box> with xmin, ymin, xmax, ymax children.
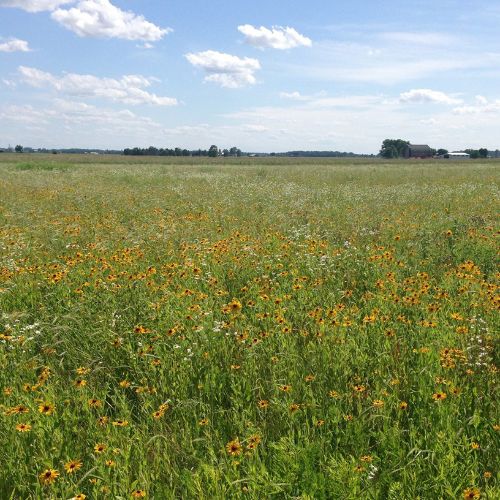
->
<box><xmin>0</xmin><ymin>154</ymin><xmax>498</xmax><ymax>499</ymax></box>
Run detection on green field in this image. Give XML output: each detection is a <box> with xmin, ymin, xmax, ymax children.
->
<box><xmin>0</xmin><ymin>154</ymin><xmax>498</xmax><ymax>499</ymax></box>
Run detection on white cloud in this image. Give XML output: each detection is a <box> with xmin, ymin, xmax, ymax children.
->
<box><xmin>51</xmin><ymin>0</ymin><xmax>170</xmax><ymax>41</ymax></box>
<box><xmin>0</xmin><ymin>38</ymin><xmax>31</xmax><ymax>52</ymax></box>
<box><xmin>185</xmin><ymin>50</ymin><xmax>261</xmax><ymax>88</ymax></box>
<box><xmin>399</xmin><ymin>88</ymin><xmax>463</xmax><ymax>105</ymax></box>
<box><xmin>0</xmin><ymin>99</ymin><xmax>169</xmax><ymax>147</ymax></box>
<box><xmin>18</xmin><ymin>66</ymin><xmax>178</xmax><ymax>106</ymax></box>
<box><xmin>453</xmin><ymin>96</ymin><xmax>500</xmax><ymax>114</ymax></box>
<box><xmin>0</xmin><ymin>0</ymin><xmax>72</xmax><ymax>12</ymax></box>
<box><xmin>2</xmin><ymin>78</ymin><xmax>17</xmax><ymax>87</ymax></box>
<box><xmin>379</xmin><ymin>31</ymin><xmax>457</xmax><ymax>46</ymax></box>
<box><xmin>280</xmin><ymin>91</ymin><xmax>311</xmax><ymax>101</ymax></box>
<box><xmin>0</xmin><ymin>104</ymin><xmax>51</xmax><ymax>124</ymax></box>
<box><xmin>238</xmin><ymin>24</ymin><xmax>312</xmax><ymax>50</ymax></box>
<box><xmin>279</xmin><ymin>91</ymin><xmax>379</xmax><ymax>109</ymax></box>
<box><xmin>242</xmin><ymin>124</ymin><xmax>269</xmax><ymax>133</ymax></box>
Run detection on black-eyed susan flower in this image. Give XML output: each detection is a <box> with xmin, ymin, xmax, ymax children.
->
<box><xmin>64</xmin><ymin>459</ymin><xmax>83</xmax><ymax>474</ymax></box>
<box><xmin>39</xmin><ymin>468</ymin><xmax>59</xmax><ymax>485</ymax></box>
<box><xmin>97</xmin><ymin>416</ymin><xmax>109</xmax><ymax>426</ymax></box>
<box><xmin>247</xmin><ymin>434</ymin><xmax>261</xmax><ymax>447</ymax></box>
<box><xmin>226</xmin><ymin>439</ymin><xmax>243</xmax><ymax>456</ymax></box>
<box><xmin>15</xmin><ymin>422</ymin><xmax>31</xmax><ymax>432</ymax></box>
<box><xmin>112</xmin><ymin>419</ymin><xmax>129</xmax><ymax>427</ymax></box>
<box><xmin>6</xmin><ymin>404</ymin><xmax>29</xmax><ymax>415</ymax></box>
<box><xmin>131</xmin><ymin>490</ymin><xmax>146</xmax><ymax>498</ymax></box>
<box><xmin>463</xmin><ymin>487</ymin><xmax>480</xmax><ymax>499</ymax></box>
<box><xmin>94</xmin><ymin>443</ymin><xmax>106</xmax><ymax>454</ymax></box>
<box><xmin>432</xmin><ymin>392</ymin><xmax>447</xmax><ymax>401</ymax></box>
<box><xmin>38</xmin><ymin>403</ymin><xmax>55</xmax><ymax>415</ymax></box>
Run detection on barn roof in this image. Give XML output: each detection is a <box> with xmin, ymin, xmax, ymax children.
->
<box><xmin>409</xmin><ymin>144</ymin><xmax>432</xmax><ymax>152</ymax></box>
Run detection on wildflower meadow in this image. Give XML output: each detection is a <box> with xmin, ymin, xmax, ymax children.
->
<box><xmin>0</xmin><ymin>154</ymin><xmax>498</xmax><ymax>499</ymax></box>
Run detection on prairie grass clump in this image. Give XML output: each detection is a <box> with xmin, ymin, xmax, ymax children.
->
<box><xmin>0</xmin><ymin>154</ymin><xmax>498</xmax><ymax>498</ymax></box>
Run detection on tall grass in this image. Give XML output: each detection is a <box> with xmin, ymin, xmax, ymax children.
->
<box><xmin>0</xmin><ymin>155</ymin><xmax>498</xmax><ymax>498</ymax></box>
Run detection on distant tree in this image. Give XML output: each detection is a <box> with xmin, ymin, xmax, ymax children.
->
<box><xmin>15</xmin><ymin>144</ymin><xmax>23</xmax><ymax>153</ymax></box>
<box><xmin>380</xmin><ymin>139</ymin><xmax>409</xmax><ymax>159</ymax></box>
<box><xmin>478</xmin><ymin>148</ymin><xmax>488</xmax><ymax>158</ymax></box>
<box><xmin>437</xmin><ymin>149</ymin><xmax>448</xmax><ymax>156</ymax></box>
<box><xmin>222</xmin><ymin>149</ymin><xmax>229</xmax><ymax>157</ymax></box>
<box><xmin>208</xmin><ymin>145</ymin><xmax>219</xmax><ymax>158</ymax></box>
<box><xmin>465</xmin><ymin>149</ymin><xmax>480</xmax><ymax>159</ymax></box>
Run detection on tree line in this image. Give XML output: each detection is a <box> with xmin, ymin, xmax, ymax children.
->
<box><xmin>123</xmin><ymin>146</ymin><xmax>242</xmax><ymax>157</ymax></box>
<box><xmin>380</xmin><ymin>139</ymin><xmax>491</xmax><ymax>159</ymax></box>
<box><xmin>270</xmin><ymin>151</ymin><xmax>374</xmax><ymax>158</ymax></box>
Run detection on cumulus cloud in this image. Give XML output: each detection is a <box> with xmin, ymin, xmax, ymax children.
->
<box><xmin>0</xmin><ymin>0</ymin><xmax>72</xmax><ymax>12</ymax></box>
<box><xmin>399</xmin><ymin>88</ymin><xmax>463</xmax><ymax>105</ymax></box>
<box><xmin>238</xmin><ymin>24</ymin><xmax>312</xmax><ymax>49</ymax></box>
<box><xmin>51</xmin><ymin>0</ymin><xmax>170</xmax><ymax>41</ymax></box>
<box><xmin>185</xmin><ymin>50</ymin><xmax>260</xmax><ymax>88</ymax></box>
<box><xmin>18</xmin><ymin>66</ymin><xmax>178</xmax><ymax>106</ymax></box>
<box><xmin>0</xmin><ymin>38</ymin><xmax>31</xmax><ymax>52</ymax></box>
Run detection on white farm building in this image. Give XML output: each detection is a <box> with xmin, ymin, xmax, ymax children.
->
<box><xmin>447</xmin><ymin>152</ymin><xmax>470</xmax><ymax>159</ymax></box>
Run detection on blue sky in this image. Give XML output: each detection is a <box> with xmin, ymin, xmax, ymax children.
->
<box><xmin>1</xmin><ymin>0</ymin><xmax>499</xmax><ymax>152</ymax></box>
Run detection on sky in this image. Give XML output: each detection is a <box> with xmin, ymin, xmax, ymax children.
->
<box><xmin>0</xmin><ymin>0</ymin><xmax>499</xmax><ymax>153</ymax></box>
